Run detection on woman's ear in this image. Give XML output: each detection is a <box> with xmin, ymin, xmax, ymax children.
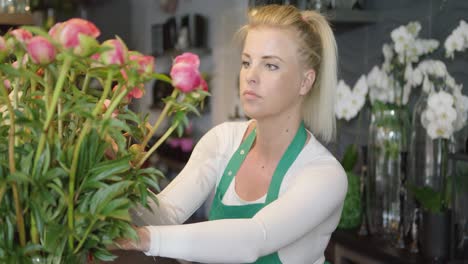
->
<box><xmin>300</xmin><ymin>69</ymin><xmax>315</xmax><ymax>95</ymax></box>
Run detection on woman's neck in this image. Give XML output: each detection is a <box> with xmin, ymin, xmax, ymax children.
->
<box><xmin>252</xmin><ymin>111</ymin><xmax>303</xmax><ymax>161</ymax></box>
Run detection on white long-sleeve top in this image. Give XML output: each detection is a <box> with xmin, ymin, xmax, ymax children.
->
<box><xmin>131</xmin><ymin>121</ymin><xmax>348</xmax><ymax>264</ymax></box>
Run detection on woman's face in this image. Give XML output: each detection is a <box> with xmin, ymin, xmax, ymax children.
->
<box><xmin>239</xmin><ymin>26</ymin><xmax>313</xmax><ymax>121</ymax></box>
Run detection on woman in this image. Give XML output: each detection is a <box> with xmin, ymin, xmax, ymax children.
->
<box><xmin>119</xmin><ymin>4</ymin><xmax>347</xmax><ymax>264</ymax></box>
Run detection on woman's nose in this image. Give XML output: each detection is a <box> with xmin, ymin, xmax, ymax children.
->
<box><xmin>245</xmin><ymin>66</ymin><xmax>258</xmax><ymax>85</ymax></box>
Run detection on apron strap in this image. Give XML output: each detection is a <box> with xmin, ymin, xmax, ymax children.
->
<box><xmin>215</xmin><ymin>127</ymin><xmax>257</xmax><ymax>199</ymax></box>
<box><xmin>266</xmin><ymin>122</ymin><xmax>307</xmax><ymax>203</ymax></box>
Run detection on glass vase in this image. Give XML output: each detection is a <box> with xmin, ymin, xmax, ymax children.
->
<box><xmin>407</xmin><ymin>92</ymin><xmax>453</xmax><ymax>254</ymax></box>
<box><xmin>367</xmin><ymin>104</ymin><xmax>410</xmax><ymax>242</ymax></box>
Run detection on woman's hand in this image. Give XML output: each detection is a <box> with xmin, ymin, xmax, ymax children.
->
<box><xmin>114</xmin><ymin>226</ymin><xmax>151</xmax><ymax>252</ymax></box>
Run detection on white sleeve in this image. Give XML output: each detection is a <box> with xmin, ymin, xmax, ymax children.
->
<box><xmin>130</xmin><ymin>123</ymin><xmax>225</xmax><ymax>226</ymax></box>
<box><xmin>144</xmin><ymin>159</ymin><xmax>348</xmax><ymax>263</ymax></box>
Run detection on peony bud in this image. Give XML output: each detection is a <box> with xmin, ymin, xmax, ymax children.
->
<box><xmin>100</xmin><ymin>38</ymin><xmax>128</xmax><ymax>66</ymax></box>
<box><xmin>9</xmin><ymin>29</ymin><xmax>32</xmax><ymax>44</ymax></box>
<box><xmin>49</xmin><ymin>18</ymin><xmax>100</xmax><ymax>49</ymax></box>
<box><xmin>129</xmin><ymin>51</ymin><xmax>155</xmax><ymax>75</ymax></box>
<box><xmin>170</xmin><ymin>62</ymin><xmax>201</xmax><ymax>93</ymax></box>
<box><xmin>73</xmin><ymin>34</ymin><xmax>100</xmax><ymax>57</ymax></box>
<box><xmin>26</xmin><ymin>36</ymin><xmax>56</xmax><ymax>65</ymax></box>
<box><xmin>0</xmin><ymin>36</ymin><xmax>7</xmax><ymax>62</ymax></box>
<box><xmin>173</xmin><ymin>52</ymin><xmax>200</xmax><ymax>68</ymax></box>
<box><xmin>200</xmin><ymin>78</ymin><xmax>208</xmax><ymax>92</ymax></box>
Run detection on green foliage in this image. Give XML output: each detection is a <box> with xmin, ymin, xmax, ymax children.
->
<box><xmin>0</xmin><ymin>25</ymin><xmax>208</xmax><ymax>263</ymax></box>
<box><xmin>338</xmin><ymin>171</ymin><xmax>362</xmax><ymax>229</ymax></box>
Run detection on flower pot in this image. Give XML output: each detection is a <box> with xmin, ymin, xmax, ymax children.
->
<box><xmin>420</xmin><ymin>210</ymin><xmax>451</xmax><ymax>263</ymax></box>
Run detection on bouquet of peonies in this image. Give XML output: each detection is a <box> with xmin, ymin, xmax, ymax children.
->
<box><xmin>0</xmin><ymin>18</ymin><xmax>208</xmax><ymax>263</ymax></box>
<box><xmin>366</xmin><ymin>21</ymin><xmax>439</xmax><ymax>106</ymax></box>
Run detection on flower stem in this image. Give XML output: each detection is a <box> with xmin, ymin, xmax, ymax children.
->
<box><xmin>82</xmin><ymin>72</ymin><xmax>90</xmax><ymax>94</ymax></box>
<box><xmin>33</xmin><ymin>55</ymin><xmax>73</xmax><ymax>173</ymax></box>
<box><xmin>136</xmin><ymin>121</ymin><xmax>179</xmax><ymax>169</ymax></box>
<box><xmin>68</xmin><ymin>121</ymin><xmax>91</xmax><ymax>250</ymax></box>
<box><xmin>92</xmin><ymin>69</ymin><xmax>114</xmax><ymax>117</ymax></box>
<box><xmin>0</xmin><ymin>80</ymin><xmax>26</xmax><ymax>247</ymax></box>
<box><xmin>73</xmin><ymin>218</ymin><xmax>97</xmax><ymax>254</ymax></box>
<box><xmin>141</xmin><ymin>89</ymin><xmax>178</xmax><ymax>148</ymax></box>
<box><xmin>103</xmin><ymin>85</ymin><xmax>128</xmax><ymax>120</ymax></box>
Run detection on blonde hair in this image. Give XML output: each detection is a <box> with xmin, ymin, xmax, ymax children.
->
<box><xmin>237</xmin><ymin>5</ymin><xmax>338</xmax><ymax>143</ymax></box>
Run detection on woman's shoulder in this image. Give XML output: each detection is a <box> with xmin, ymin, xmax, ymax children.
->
<box><xmin>299</xmin><ymin>134</ymin><xmax>346</xmax><ymax>177</ymax></box>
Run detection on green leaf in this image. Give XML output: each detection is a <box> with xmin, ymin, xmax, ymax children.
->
<box><xmin>8</xmin><ymin>171</ymin><xmax>32</xmax><ymax>184</ymax></box>
<box><xmin>407</xmin><ymin>185</ymin><xmax>444</xmax><ymax>213</ymax></box>
<box><xmin>151</xmin><ymin>73</ymin><xmax>173</xmax><ymax>84</ymax></box>
<box><xmin>90</xmin><ymin>181</ymin><xmax>132</xmax><ymax>214</ymax></box>
<box><xmin>341</xmin><ymin>144</ymin><xmax>358</xmax><ymax>172</ymax></box>
<box><xmin>93</xmin><ymin>248</ymin><xmax>118</xmax><ymax>262</ymax></box>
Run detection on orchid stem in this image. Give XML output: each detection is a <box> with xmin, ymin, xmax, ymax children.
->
<box><xmin>141</xmin><ymin>90</ymin><xmax>178</xmax><ymax>148</ymax></box>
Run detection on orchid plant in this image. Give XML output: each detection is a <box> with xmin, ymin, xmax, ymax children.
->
<box><xmin>334</xmin><ymin>76</ymin><xmax>368</xmax><ymax>229</ymax></box>
<box><xmin>366</xmin><ymin>21</ymin><xmax>439</xmax><ymax>107</ymax></box>
<box><xmin>413</xmin><ymin>60</ymin><xmax>468</xmax><ymax>139</ymax></box>
<box><xmin>0</xmin><ymin>18</ymin><xmax>208</xmax><ymax>263</ymax></box>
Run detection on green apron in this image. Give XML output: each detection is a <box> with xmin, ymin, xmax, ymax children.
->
<box><xmin>208</xmin><ymin>122</ymin><xmax>307</xmax><ymax>264</ymax></box>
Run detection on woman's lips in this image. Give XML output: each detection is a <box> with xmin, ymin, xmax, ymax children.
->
<box><xmin>242</xmin><ymin>90</ymin><xmax>261</xmax><ymax>100</ymax></box>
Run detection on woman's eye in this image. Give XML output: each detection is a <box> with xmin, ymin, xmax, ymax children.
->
<box><xmin>241</xmin><ymin>61</ymin><xmax>250</xmax><ymax>68</ymax></box>
<box><xmin>266</xmin><ymin>63</ymin><xmax>278</xmax><ymax>71</ymax></box>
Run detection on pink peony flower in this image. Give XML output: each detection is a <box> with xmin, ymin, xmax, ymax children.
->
<box><xmin>129</xmin><ymin>52</ymin><xmax>155</xmax><ymax>75</ymax></box>
<box><xmin>100</xmin><ymin>38</ymin><xmax>128</xmax><ymax>66</ymax></box>
<box><xmin>26</xmin><ymin>36</ymin><xmax>56</xmax><ymax>65</ymax></box>
<box><xmin>9</xmin><ymin>29</ymin><xmax>32</xmax><ymax>44</ymax></box>
<box><xmin>170</xmin><ymin>61</ymin><xmax>201</xmax><ymax>93</ymax></box>
<box><xmin>173</xmin><ymin>52</ymin><xmax>200</xmax><ymax>68</ymax></box>
<box><xmin>49</xmin><ymin>18</ymin><xmax>100</xmax><ymax>49</ymax></box>
<box><xmin>128</xmin><ymin>85</ymin><xmax>144</xmax><ymax>99</ymax></box>
<box><xmin>200</xmin><ymin>78</ymin><xmax>208</xmax><ymax>92</ymax></box>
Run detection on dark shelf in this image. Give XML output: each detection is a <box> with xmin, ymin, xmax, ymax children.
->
<box><xmin>330</xmin><ymin>229</ymin><xmax>426</xmax><ymax>264</ymax></box>
<box><xmin>325</xmin><ymin>9</ymin><xmax>379</xmax><ymax>24</ymax></box>
<box><xmin>0</xmin><ymin>13</ymin><xmax>34</xmax><ymax>25</ymax></box>
<box><xmin>449</xmin><ymin>152</ymin><xmax>468</xmax><ymax>162</ymax></box>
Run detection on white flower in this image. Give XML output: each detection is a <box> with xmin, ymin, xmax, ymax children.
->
<box><xmin>445</xmin><ymin>20</ymin><xmax>468</xmax><ymax>58</ymax></box>
<box><xmin>406</xmin><ymin>21</ymin><xmax>422</xmax><ymax>37</ymax></box>
<box><xmin>335</xmin><ymin>99</ymin><xmax>354</xmax><ymax>121</ymax></box>
<box><xmin>422</xmin><ymin>76</ymin><xmax>434</xmax><ymax>93</ymax></box>
<box><xmin>427</xmin><ymin>91</ymin><xmax>454</xmax><ymax>110</ymax></box>
<box><xmin>433</xmin><ymin>104</ymin><xmax>457</xmax><ymax>124</ymax></box>
<box><xmin>427</xmin><ymin>119</ymin><xmax>454</xmax><ymax>139</ymax></box>
<box><xmin>336</xmin><ymin>80</ymin><xmax>351</xmax><ymax>100</ymax></box>
<box><xmin>382</xmin><ymin>44</ymin><xmax>393</xmax><ymax>62</ymax></box>
<box><xmin>402</xmin><ymin>83</ymin><xmax>412</xmax><ymax>105</ymax></box>
<box><xmin>353</xmin><ymin>75</ymin><xmax>368</xmax><ymax>97</ymax></box>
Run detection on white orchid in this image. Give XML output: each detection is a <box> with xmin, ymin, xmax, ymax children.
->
<box><xmin>426</xmin><ymin>120</ymin><xmax>454</xmax><ymax>139</ymax></box>
<box><xmin>428</xmin><ymin>90</ymin><xmax>454</xmax><ymax>109</ymax></box>
<box><xmin>422</xmin><ymin>91</ymin><xmax>462</xmax><ymax>139</ymax></box>
<box><xmin>445</xmin><ymin>20</ymin><xmax>468</xmax><ymax>58</ymax></box>
<box><xmin>335</xmin><ymin>76</ymin><xmax>368</xmax><ymax>121</ymax></box>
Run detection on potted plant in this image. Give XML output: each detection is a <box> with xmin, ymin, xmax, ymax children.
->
<box><xmin>0</xmin><ymin>18</ymin><xmax>208</xmax><ymax>263</ymax></box>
